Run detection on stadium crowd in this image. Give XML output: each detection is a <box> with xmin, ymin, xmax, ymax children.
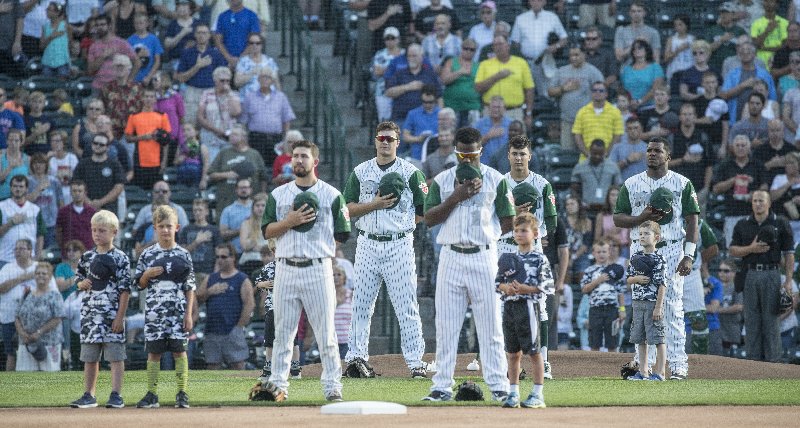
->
<box><xmin>0</xmin><ymin>0</ymin><xmax>798</xmax><ymax>392</ymax></box>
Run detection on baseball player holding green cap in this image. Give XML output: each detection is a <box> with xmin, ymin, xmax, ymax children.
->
<box><xmin>342</xmin><ymin>121</ymin><xmax>428</xmax><ymax>378</ymax></box>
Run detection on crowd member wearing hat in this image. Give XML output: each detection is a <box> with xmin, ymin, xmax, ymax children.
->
<box><xmin>14</xmin><ymin>261</ymin><xmax>63</xmax><ymax>372</ymax></box>
<box><xmin>423</xmin><ymin>127</ymin><xmax>515</xmax><ymax>402</ymax></box>
<box><xmin>580</xmin><ymin>238</ymin><xmax>626</xmax><ymax>352</ymax></box>
<box><xmin>614</xmin><ymin>137</ymin><xmax>699</xmax><ymax>380</ymax></box>
<box><xmin>729</xmin><ymin>190</ymin><xmax>794</xmax><ymax>362</ymax></box>
<box><xmin>69</xmin><ymin>210</ymin><xmax>130</xmax><ymax>408</ymax></box>
<box><xmin>241</xmin><ymin>66</ymin><xmax>296</xmax><ymax>168</ymax></box>
<box><xmin>342</xmin><ymin>121</ymin><xmax>428</xmax><ymax>379</ymax></box>
<box><xmin>197</xmin><ymin>243</ymin><xmax>255</xmax><ymax>370</ymax></box>
<box><xmin>207</xmin><ymin>124</ymin><xmax>269</xmax><ymax>216</ymax></box>
<box><xmin>372</xmin><ymin>27</ymin><xmax>405</xmax><ymax>123</ymax></box>
<box><xmin>468</xmin><ymin>1</ymin><xmax>497</xmax><ymax>55</ymax></box>
<box><xmin>262</xmin><ymin>139</ymin><xmax>351</xmax><ymax>402</ymax></box>
<box><xmin>706</xmin><ymin>2</ymin><xmax>746</xmax><ymax>73</ymax></box>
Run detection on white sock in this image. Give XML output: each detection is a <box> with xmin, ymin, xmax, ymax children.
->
<box><xmin>533</xmin><ymin>384</ymin><xmax>543</xmax><ymax>396</ymax></box>
<box><xmin>541</xmin><ymin>346</ymin><xmax>548</xmax><ymax>362</ymax></box>
<box><xmin>510</xmin><ymin>384</ymin><xmax>519</xmax><ymax>394</ymax></box>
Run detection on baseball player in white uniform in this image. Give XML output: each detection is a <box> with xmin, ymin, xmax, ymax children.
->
<box><xmin>342</xmin><ymin>121</ymin><xmax>427</xmax><ymax>377</ymax></box>
<box><xmin>613</xmin><ymin>137</ymin><xmax>699</xmax><ymax>380</ymax></box>
<box><xmin>682</xmin><ymin>219</ymin><xmax>719</xmax><ymax>354</ymax></box>
<box><xmin>423</xmin><ymin>127</ymin><xmax>515</xmax><ymax>402</ymax></box>
<box><xmin>498</xmin><ymin>135</ymin><xmax>558</xmax><ymax>378</ymax></box>
<box><xmin>262</xmin><ymin>140</ymin><xmax>351</xmax><ymax>402</ymax></box>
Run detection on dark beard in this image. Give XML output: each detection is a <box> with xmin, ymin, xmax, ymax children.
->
<box><xmin>293</xmin><ymin>166</ymin><xmax>309</xmax><ymax>177</ymax></box>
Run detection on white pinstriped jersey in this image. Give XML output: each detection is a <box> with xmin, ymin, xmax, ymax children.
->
<box><xmin>426</xmin><ymin>164</ymin><xmax>515</xmax><ymax>245</ymax></box>
<box><xmin>615</xmin><ymin>170</ymin><xmax>700</xmax><ymax>242</ymax></box>
<box><xmin>344</xmin><ymin>157</ymin><xmax>426</xmax><ymax>234</ymax></box>
<box><xmin>501</xmin><ymin>171</ymin><xmax>557</xmax><ymax>240</ymax></box>
<box><xmin>263</xmin><ymin>180</ymin><xmax>351</xmax><ymax>258</ymax></box>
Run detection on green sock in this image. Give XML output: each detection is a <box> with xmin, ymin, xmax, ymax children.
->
<box><xmin>175</xmin><ymin>355</ymin><xmax>189</xmax><ymax>392</ymax></box>
<box><xmin>146</xmin><ymin>360</ymin><xmax>159</xmax><ymax>394</ymax></box>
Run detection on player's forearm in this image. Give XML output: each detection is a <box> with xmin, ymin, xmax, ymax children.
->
<box><xmin>346</xmin><ymin>201</ymin><xmax>378</xmax><ymax>218</ymax></box>
<box><xmin>264</xmin><ymin>220</ymin><xmax>294</xmax><ymax>239</ymax></box>
<box><xmin>424</xmin><ymin>198</ymin><xmax>458</xmax><ymax>227</ymax></box>
<box><xmin>612</xmin><ymin>212</ymin><xmax>644</xmax><ymax>229</ymax></box>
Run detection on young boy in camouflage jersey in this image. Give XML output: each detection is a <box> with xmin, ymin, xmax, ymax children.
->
<box><xmin>626</xmin><ymin>221</ymin><xmax>667</xmax><ymax>381</ymax></box>
<box><xmin>70</xmin><ymin>210</ymin><xmax>131</xmax><ymax>409</ymax></box>
<box><xmin>580</xmin><ymin>239</ymin><xmax>627</xmax><ymax>351</ymax></box>
<box><xmin>135</xmin><ymin>205</ymin><xmax>196</xmax><ymax>409</ymax></box>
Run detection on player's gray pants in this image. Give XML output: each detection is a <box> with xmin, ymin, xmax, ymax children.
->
<box><xmin>432</xmin><ymin>245</ymin><xmax>509</xmax><ymax>394</ymax></box>
<box><xmin>270</xmin><ymin>258</ymin><xmax>342</xmax><ymax>396</ymax></box>
<box><xmin>346</xmin><ymin>234</ymin><xmax>425</xmax><ymax>369</ymax></box>
<box><xmin>631</xmin><ymin>241</ymin><xmax>688</xmax><ymax>376</ymax></box>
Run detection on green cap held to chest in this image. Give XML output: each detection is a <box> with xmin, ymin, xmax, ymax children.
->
<box><xmin>378</xmin><ymin>172</ymin><xmax>405</xmax><ymax>209</ymax></box>
<box><xmin>292</xmin><ymin>191</ymin><xmax>319</xmax><ymax>232</ymax></box>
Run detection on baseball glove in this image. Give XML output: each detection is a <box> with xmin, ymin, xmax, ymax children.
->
<box><xmin>248</xmin><ymin>380</ymin><xmax>286</xmax><ymax>402</ymax></box>
<box><xmin>344</xmin><ymin>358</ymin><xmax>376</xmax><ymax>378</ymax></box>
<box><xmin>620</xmin><ymin>361</ymin><xmax>639</xmax><ymax>380</ymax></box>
<box><xmin>778</xmin><ymin>288</ymin><xmax>793</xmax><ymax>314</ymax></box>
<box><xmin>454</xmin><ymin>381</ymin><xmax>484</xmax><ymax>401</ymax></box>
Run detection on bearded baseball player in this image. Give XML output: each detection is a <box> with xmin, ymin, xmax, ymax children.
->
<box><xmin>498</xmin><ymin>135</ymin><xmax>558</xmax><ymax>379</ymax></box>
<box><xmin>261</xmin><ymin>140</ymin><xmax>351</xmax><ymax>402</ymax></box>
<box><xmin>613</xmin><ymin>137</ymin><xmax>699</xmax><ymax>380</ymax></box>
<box><xmin>342</xmin><ymin>121</ymin><xmax>427</xmax><ymax>378</ymax></box>
<box><xmin>682</xmin><ymin>219</ymin><xmax>719</xmax><ymax>354</ymax></box>
<box><xmin>423</xmin><ymin>127</ymin><xmax>515</xmax><ymax>402</ymax></box>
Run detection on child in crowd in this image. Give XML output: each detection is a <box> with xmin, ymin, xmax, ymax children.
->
<box><xmin>174</xmin><ymin>123</ymin><xmax>209</xmax><ymax>189</ymax></box>
<box><xmin>134</xmin><ymin>205</ymin><xmax>195</xmax><ymax>408</ymax></box>
<box><xmin>70</xmin><ymin>210</ymin><xmax>131</xmax><ymax>408</ymax></box>
<box><xmin>581</xmin><ymin>239</ymin><xmax>626</xmax><ymax>352</ymax></box>
<box><xmin>703</xmin><ymin>272</ymin><xmax>724</xmax><ymax>356</ymax></box>
<box><xmin>23</xmin><ymin>91</ymin><xmax>53</xmax><ymax>154</ymax></box>
<box><xmin>626</xmin><ymin>221</ymin><xmax>667</xmax><ymax>381</ymax></box>
<box><xmin>496</xmin><ymin>213</ymin><xmax>554</xmax><ymax>409</ymax></box>
<box><xmin>333</xmin><ymin>264</ymin><xmax>352</xmax><ymax>361</ymax></box>
<box><xmin>48</xmin><ymin>129</ymin><xmax>78</xmax><ymax>204</ymax></box>
<box><xmin>52</xmin><ymin>89</ymin><xmax>74</xmax><ymax>115</ymax></box>
<box><xmin>177</xmin><ymin>198</ymin><xmax>220</xmax><ymax>276</ymax></box>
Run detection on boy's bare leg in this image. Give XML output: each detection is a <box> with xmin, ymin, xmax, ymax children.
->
<box><xmin>639</xmin><ymin>342</ymin><xmax>649</xmax><ymax>376</ymax></box>
<box><xmin>529</xmin><ymin>352</ymin><xmax>544</xmax><ymax>384</ymax></box>
<box><xmin>507</xmin><ymin>351</ymin><xmax>522</xmax><ymax>384</ymax></box>
<box><xmin>110</xmin><ymin>361</ymin><xmax>124</xmax><ymax>393</ymax></box>
<box><xmin>84</xmin><ymin>362</ymin><xmax>100</xmax><ymax>395</ymax></box>
<box><xmin>655</xmin><ymin>343</ymin><xmax>666</xmax><ymax>378</ymax></box>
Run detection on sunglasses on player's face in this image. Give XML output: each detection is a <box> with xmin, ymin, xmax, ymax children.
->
<box><xmin>455</xmin><ymin>149</ymin><xmax>481</xmax><ymax>160</ymax></box>
<box><xmin>376</xmin><ymin>135</ymin><xmax>398</xmax><ymax>143</ymax></box>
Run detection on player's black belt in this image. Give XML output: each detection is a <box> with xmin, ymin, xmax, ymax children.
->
<box><xmin>449</xmin><ymin>244</ymin><xmax>490</xmax><ymax>254</ymax></box>
<box><xmin>280</xmin><ymin>258</ymin><xmax>321</xmax><ymax>268</ymax></box>
<box><xmin>358</xmin><ymin>230</ymin><xmax>407</xmax><ymax>242</ymax></box>
<box><xmin>747</xmin><ymin>264</ymin><xmax>779</xmax><ymax>271</ymax></box>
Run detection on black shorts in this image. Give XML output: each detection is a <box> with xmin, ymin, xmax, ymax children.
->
<box><xmin>264</xmin><ymin>309</ymin><xmax>301</xmax><ymax>348</ymax></box>
<box><xmin>589</xmin><ymin>304</ymin><xmax>618</xmax><ymax>349</ymax></box>
<box><xmin>502</xmin><ymin>299</ymin><xmax>541</xmax><ymax>355</ymax></box>
<box><xmin>146</xmin><ymin>338</ymin><xmax>188</xmax><ymax>354</ymax></box>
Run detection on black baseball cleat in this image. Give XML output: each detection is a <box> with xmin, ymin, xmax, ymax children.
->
<box><xmin>175</xmin><ymin>391</ymin><xmax>190</xmax><ymax>408</ymax></box>
<box><xmin>136</xmin><ymin>392</ymin><xmax>159</xmax><ymax>408</ymax></box>
<box><xmin>410</xmin><ymin>366</ymin><xmax>427</xmax><ymax>379</ymax></box>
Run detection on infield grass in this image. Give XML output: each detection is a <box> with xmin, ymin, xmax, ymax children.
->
<box><xmin>1</xmin><ymin>371</ymin><xmax>799</xmax><ymax>407</ymax></box>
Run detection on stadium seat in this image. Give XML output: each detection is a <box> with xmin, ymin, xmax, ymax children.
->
<box><xmin>0</xmin><ymin>74</ymin><xmax>17</xmax><ymax>92</ymax></box>
<box><xmin>50</xmin><ymin>112</ymin><xmax>78</xmax><ymax>131</ymax></box>
<box><xmin>21</xmin><ymin>75</ymin><xmax>67</xmax><ymax>94</ymax></box>
<box><xmin>542</xmin><ymin>146</ymin><xmax>580</xmax><ymax>169</ymax></box>
<box><xmin>547</xmin><ymin>167</ymin><xmax>574</xmax><ymax>190</ymax></box>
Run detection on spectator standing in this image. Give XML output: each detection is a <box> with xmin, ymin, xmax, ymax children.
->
<box><xmin>750</xmin><ymin>0</ymin><xmax>787</xmax><ymax>69</ymax></box>
<box><xmin>614</xmin><ymin>1</ymin><xmax>661</xmax><ymax>64</ymax></box>
<box><xmin>71</xmin><ymin>98</ymin><xmax>104</xmax><ymax>157</ymax></box>
<box><xmin>271</xmin><ymin>130</ymin><xmax>304</xmax><ymax>186</ymax></box>
<box><xmin>778</xmin><ymin>51</ymin><xmax>800</xmax><ymax>96</ymax></box>
<box><xmin>22</xmin><ymin>91</ymin><xmax>52</xmax><ymax>155</ymax></box>
<box><xmin>372</xmin><ymin>27</ymin><xmax>405</xmax><ymax>123</ymax></box>
<box><xmin>100</xmin><ymin>54</ymin><xmax>144</xmax><ymax>141</ymax></box>
<box><xmin>668</xmin><ymin>104</ymin><xmax>714</xmax><ymax>207</ymax></box>
<box><xmin>706</xmin><ymin>3</ymin><xmax>746</xmax><ymax>74</ymax></box>
<box><xmin>131</xmin><ymin>181</ymin><xmax>190</xmax><ymax>233</ymax></box>
<box><xmin>692</xmin><ymin>72</ymin><xmax>730</xmax><ymax>156</ymax></box>
<box><xmin>234</xmin><ymin>32</ymin><xmax>280</xmax><ymax>97</ymax></box>
<box><xmin>153</xmin><ymin>71</ymin><xmax>186</xmax><ymax>154</ymax></box>
<box><xmin>333</xmin><ymin>265</ymin><xmax>352</xmax><ymax>360</ymax></box>
<box><xmin>402</xmin><ymin>85</ymin><xmax>440</xmax><ymax>160</ymax></box>
<box><xmin>578</xmin><ymin>0</ymin><xmax>615</xmax><ymax>28</ymax></box>
<box><xmin>212</xmin><ymin>0</ymin><xmax>260</xmax><ymax>67</ymax></box>
<box><xmin>177</xmin><ymin>199</ymin><xmax>220</xmax><ymax>276</ymax></box>
<box><xmin>637</xmin><ymin>84</ymin><xmax>676</xmax><ymax>140</ymax></box>
<box><xmin>620</xmin><ymin>40</ymin><xmax>665</xmax><ymax>111</ymax></box>
<box><xmin>197</xmin><ymin>243</ymin><xmax>255</xmax><ymax>370</ymax></box>
<box><xmin>609</xmin><ymin>118</ymin><xmax>647</xmax><ymax>181</ymax></box>
<box><xmin>0</xmin><ymin>0</ymin><xmax>23</xmax><ymax>78</ymax></box>
<box><xmin>473</xmin><ymin>96</ymin><xmax>510</xmax><ymax>163</ymax></box>
<box><xmin>367</xmin><ymin>0</ymin><xmax>413</xmax><ymax>52</ymax></box>
<box><xmin>753</xmin><ymin>119</ymin><xmax>794</xmax><ymax>188</ymax></box>
<box><xmin>0</xmin><ymin>238</ymin><xmax>37</xmax><ymax>371</ymax></box>
<box><xmin>207</xmin><ymin>126</ymin><xmax>269</xmax><ymax>213</ymax></box>
<box><xmin>87</xmin><ymin>15</ymin><xmax>139</xmax><ymax>91</ymax></box>
<box><xmin>54</xmin><ymin>240</ymin><xmax>83</xmax><ymax>300</ymax></box>
<box><xmin>216</xmin><ymin>177</ymin><xmax>253</xmax><ymax>254</ymax></box>
<box><xmin>55</xmin><ymin>180</ymin><xmax>96</xmax><ymax>257</ymax></box>
<box><xmin>14</xmin><ymin>261</ymin><xmax>63</xmax><ymax>372</ymax></box>
<box><xmin>174</xmin><ymin>123</ymin><xmax>210</xmax><ymax>189</ymax></box>
<box><xmin>175</xmin><ymin>24</ymin><xmax>227</xmax><ymax>124</ymax></box>
<box><xmin>582</xmin><ymin>26</ymin><xmax>619</xmax><ymax>90</ymax></box>
<box><xmin>240</xmin><ymin>67</ymin><xmax>296</xmax><ymax>167</ymax></box>
<box><xmin>420</xmin><ymin>14</ymin><xmax>460</xmax><ymax>72</ymax></box>
<box><xmin>72</xmin><ymin>134</ymin><xmax>126</xmax><ymax>213</ymax></box>
<box><xmin>548</xmin><ymin>46</ymin><xmax>604</xmax><ymax>150</ymax></box>
<box><xmin>198</xmin><ymin>67</ymin><xmax>241</xmax><ymax>163</ymax></box>
<box><xmin>468</xmin><ymin>1</ymin><xmax>496</xmax><ymax>54</ymax></box>
<box><xmin>104</xmin><ymin>0</ymin><xmax>144</xmax><ymax>39</ymax></box>
<box><xmin>163</xmin><ymin>0</ymin><xmax>199</xmax><ymax>68</ymax></box>
<box><xmin>728</xmin><ymin>92</ymin><xmax>770</xmax><ymax>146</ymax></box>
<box><xmin>0</xmin><ymin>130</ymin><xmax>30</xmax><ymax>201</ymax></box>
<box><xmin>27</xmin><ymin>154</ymin><xmax>62</xmax><ymax>249</ymax></box>
<box><xmin>124</xmin><ymin>89</ymin><xmax>171</xmax><ymax>190</ymax></box>
<box><xmin>770</xmin><ymin>22</ymin><xmax>800</xmax><ymax>83</ymax></box>
<box><xmin>712</xmin><ymin>258</ymin><xmax>744</xmax><ymax>355</ymax></box>
<box><xmin>0</xmin><ymin>174</ymin><xmax>45</xmax><ymax>262</ymax></box>
<box><xmin>48</xmin><ymin>130</ymin><xmax>78</xmax><ymax>203</ymax></box>
<box><xmin>414</xmin><ymin>0</ymin><xmax>459</xmax><ymax>40</ymax></box>
<box><xmin>571</xmin><ymin>81</ymin><xmax>623</xmax><ymax>158</ymax></box>
<box><xmin>238</xmin><ymin>193</ymin><xmax>268</xmax><ymax>266</ymax></box>
<box><xmin>593</xmin><ymin>186</ymin><xmax>630</xmax><ymax>255</ymax></box>
<box><xmin>509</xmin><ymin>0</ymin><xmax>567</xmax><ymax>98</ymax></box>
<box><xmin>663</xmin><ymin>15</ymin><xmax>695</xmax><ymax>82</ymax></box>
<box><xmin>440</xmin><ymin>38</ymin><xmax>480</xmax><ymax>128</ymax></box>
<box><xmin>0</xmin><ymin>89</ymin><xmax>25</xmax><ymax>151</ymax></box>
<box><xmin>720</xmin><ymin>40</ymin><xmax>776</xmax><ymax>124</ymax></box>
<box><xmin>729</xmin><ymin>190</ymin><xmax>794</xmax><ymax>362</ymax></box>
<box><xmin>127</xmin><ymin>13</ymin><xmax>163</xmax><ymax>85</ymax></box>
<box><xmin>679</xmin><ymin>41</ymin><xmax>720</xmax><ymax>102</ymax></box>
<box><xmin>486</xmin><ymin>120</ymin><xmax>528</xmax><ymax>174</ymax></box>
<box><xmin>769</xmin><ymin>152</ymin><xmax>800</xmax><ymax>244</ymax></box>
<box><xmin>385</xmin><ymin>43</ymin><xmax>442</xmax><ymax>123</ymax></box>
<box><xmin>564</xmin><ymin>195</ymin><xmax>594</xmax><ymax>284</ymax></box>
<box><xmin>571</xmin><ymin>139</ymin><xmax>622</xmax><ymax>211</ymax></box>
<box><xmin>40</xmin><ymin>2</ymin><xmax>70</xmax><ymax>78</ymax></box>
<box><xmin>474</xmin><ymin>35</ymin><xmax>534</xmax><ymax>126</ymax></box>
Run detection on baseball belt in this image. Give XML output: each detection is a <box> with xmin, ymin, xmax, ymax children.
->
<box><xmin>280</xmin><ymin>258</ymin><xmax>322</xmax><ymax>268</ymax></box>
<box><xmin>358</xmin><ymin>230</ymin><xmax>407</xmax><ymax>242</ymax></box>
<box><xmin>747</xmin><ymin>264</ymin><xmax>779</xmax><ymax>271</ymax></box>
<box><xmin>449</xmin><ymin>244</ymin><xmax>490</xmax><ymax>254</ymax></box>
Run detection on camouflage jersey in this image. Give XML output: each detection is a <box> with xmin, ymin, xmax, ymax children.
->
<box><xmin>581</xmin><ymin>263</ymin><xmax>626</xmax><ymax>307</ymax></box>
<box><xmin>75</xmin><ymin>247</ymin><xmax>132</xmax><ymax>343</ymax></box>
<box><xmin>627</xmin><ymin>251</ymin><xmax>667</xmax><ymax>302</ymax></box>
<box><xmin>254</xmin><ymin>261</ymin><xmax>276</xmax><ymax>312</ymax></box>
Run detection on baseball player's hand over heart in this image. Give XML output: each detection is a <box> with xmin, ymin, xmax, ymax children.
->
<box><xmin>373</xmin><ymin>191</ymin><xmax>398</xmax><ymax>210</ymax></box>
<box><xmin>452</xmin><ymin>178</ymin><xmax>482</xmax><ymax>202</ymax></box>
<box><xmin>676</xmin><ymin>257</ymin><xmax>693</xmax><ymax>276</ymax></box>
<box><xmin>515</xmin><ymin>202</ymin><xmax>532</xmax><ymax>213</ymax></box>
<box><xmin>749</xmin><ymin>236</ymin><xmax>770</xmax><ymax>254</ymax></box>
<box><xmin>287</xmin><ymin>204</ymin><xmax>316</xmax><ymax>227</ymax></box>
<box><xmin>653</xmin><ymin>306</ymin><xmax>664</xmax><ymax>321</ymax></box>
<box><xmin>639</xmin><ymin>205</ymin><xmax>664</xmax><ymax>222</ymax></box>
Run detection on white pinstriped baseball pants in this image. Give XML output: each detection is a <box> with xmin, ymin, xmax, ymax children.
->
<box><xmin>431</xmin><ymin>245</ymin><xmax>509</xmax><ymax>394</ymax></box>
<box><xmin>270</xmin><ymin>258</ymin><xmax>342</xmax><ymax>397</ymax></box>
<box><xmin>631</xmin><ymin>241</ymin><xmax>689</xmax><ymax>376</ymax></box>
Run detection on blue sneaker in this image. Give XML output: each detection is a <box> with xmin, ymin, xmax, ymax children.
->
<box><xmin>70</xmin><ymin>392</ymin><xmax>97</xmax><ymax>408</ymax></box>
<box><xmin>502</xmin><ymin>392</ymin><xmax>520</xmax><ymax>408</ymax></box>
<box><xmin>648</xmin><ymin>373</ymin><xmax>665</xmax><ymax>381</ymax></box>
<box><xmin>520</xmin><ymin>392</ymin><xmax>546</xmax><ymax>409</ymax></box>
<box><xmin>106</xmin><ymin>392</ymin><xmax>124</xmax><ymax>408</ymax></box>
<box><xmin>627</xmin><ymin>371</ymin><xmax>648</xmax><ymax>381</ymax></box>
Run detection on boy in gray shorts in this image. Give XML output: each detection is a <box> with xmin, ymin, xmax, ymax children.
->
<box><xmin>626</xmin><ymin>221</ymin><xmax>667</xmax><ymax>381</ymax></box>
<box><xmin>70</xmin><ymin>210</ymin><xmax>131</xmax><ymax>408</ymax></box>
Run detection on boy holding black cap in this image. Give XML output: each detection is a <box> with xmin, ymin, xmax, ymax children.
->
<box><xmin>70</xmin><ymin>210</ymin><xmax>131</xmax><ymax>409</ymax></box>
<box><xmin>134</xmin><ymin>205</ymin><xmax>196</xmax><ymax>409</ymax></box>
<box><xmin>580</xmin><ymin>238</ymin><xmax>626</xmax><ymax>352</ymax></box>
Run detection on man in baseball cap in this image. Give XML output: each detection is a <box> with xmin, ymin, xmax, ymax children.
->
<box><xmin>383</xmin><ymin>26</ymin><xmax>400</xmax><ymax>40</ymax></box>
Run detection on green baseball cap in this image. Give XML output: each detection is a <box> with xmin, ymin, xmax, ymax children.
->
<box><xmin>455</xmin><ymin>163</ymin><xmax>482</xmax><ymax>183</ymax></box>
<box><xmin>511</xmin><ymin>182</ymin><xmax>540</xmax><ymax>209</ymax></box>
<box><xmin>649</xmin><ymin>187</ymin><xmax>674</xmax><ymax>225</ymax></box>
<box><xmin>378</xmin><ymin>172</ymin><xmax>405</xmax><ymax>209</ymax></box>
<box><xmin>292</xmin><ymin>191</ymin><xmax>319</xmax><ymax>232</ymax></box>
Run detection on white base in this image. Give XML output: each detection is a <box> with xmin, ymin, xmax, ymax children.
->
<box><xmin>321</xmin><ymin>401</ymin><xmax>408</xmax><ymax>415</ymax></box>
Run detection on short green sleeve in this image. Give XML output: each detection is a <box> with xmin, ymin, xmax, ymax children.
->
<box><xmin>681</xmin><ymin>181</ymin><xmax>701</xmax><ymax>216</ymax></box>
<box><xmin>494</xmin><ymin>179</ymin><xmax>516</xmax><ymax>218</ymax></box>
<box><xmin>408</xmin><ymin>170</ymin><xmax>428</xmax><ymax>208</ymax></box>
<box><xmin>331</xmin><ymin>195</ymin><xmax>352</xmax><ymax>233</ymax></box>
<box><xmin>424</xmin><ymin>180</ymin><xmax>442</xmax><ymax>213</ymax></box>
<box><xmin>614</xmin><ymin>184</ymin><xmax>632</xmax><ymax>214</ymax></box>
<box><xmin>699</xmin><ymin>220</ymin><xmax>718</xmax><ymax>249</ymax></box>
<box><xmin>262</xmin><ymin>193</ymin><xmax>278</xmax><ymax>227</ymax></box>
<box><xmin>342</xmin><ymin>172</ymin><xmax>360</xmax><ymax>204</ymax></box>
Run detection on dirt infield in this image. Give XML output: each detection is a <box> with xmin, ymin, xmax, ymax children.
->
<box><xmin>2</xmin><ymin>406</ymin><xmax>796</xmax><ymax>427</ymax></box>
<box><xmin>297</xmin><ymin>351</ymin><xmax>800</xmax><ymax>380</ymax></box>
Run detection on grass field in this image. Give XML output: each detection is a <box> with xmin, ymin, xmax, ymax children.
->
<box><xmin>1</xmin><ymin>371</ymin><xmax>799</xmax><ymax>408</ymax></box>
